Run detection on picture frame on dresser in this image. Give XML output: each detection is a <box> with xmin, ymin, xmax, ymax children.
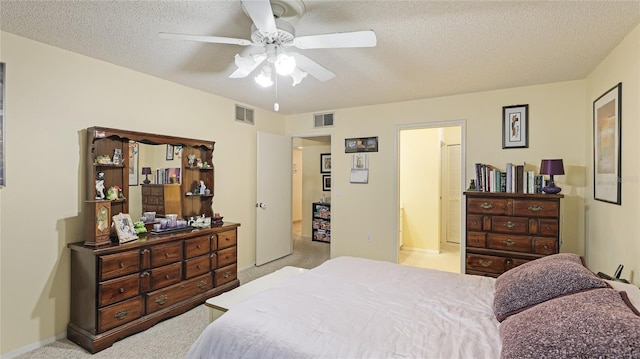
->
<box><xmin>502</xmin><ymin>104</ymin><xmax>529</xmax><ymax>149</ymax></box>
<box><xmin>113</xmin><ymin>213</ymin><xmax>138</xmax><ymax>243</ymax></box>
<box><xmin>593</xmin><ymin>82</ymin><xmax>622</xmax><ymax>205</ymax></box>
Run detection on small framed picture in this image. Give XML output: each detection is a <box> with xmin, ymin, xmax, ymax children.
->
<box><xmin>352</xmin><ymin>154</ymin><xmax>368</xmax><ymax>169</ymax></box>
<box><xmin>593</xmin><ymin>83</ymin><xmax>622</xmax><ymax>205</ymax></box>
<box><xmin>502</xmin><ymin>104</ymin><xmax>529</xmax><ymax>149</ymax></box>
<box><xmin>322</xmin><ymin>175</ymin><xmax>331</xmax><ymax>191</ymax></box>
<box><xmin>113</xmin><ymin>213</ymin><xmax>138</xmax><ymax>244</ymax></box>
<box><xmin>345</xmin><ymin>136</ymin><xmax>378</xmax><ymax>153</ymax></box>
<box><xmin>320</xmin><ymin>153</ymin><xmax>331</xmax><ymax>173</ymax></box>
<box><xmin>166</xmin><ymin>144</ymin><xmax>174</xmax><ymax>160</ymax></box>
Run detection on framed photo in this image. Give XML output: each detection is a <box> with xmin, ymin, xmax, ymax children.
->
<box><xmin>345</xmin><ymin>136</ymin><xmax>378</xmax><ymax>153</ymax></box>
<box><xmin>320</xmin><ymin>153</ymin><xmax>331</xmax><ymax>173</ymax></box>
<box><xmin>352</xmin><ymin>153</ymin><xmax>368</xmax><ymax>169</ymax></box>
<box><xmin>128</xmin><ymin>141</ymin><xmax>139</xmax><ymax>186</ymax></box>
<box><xmin>322</xmin><ymin>175</ymin><xmax>331</xmax><ymax>191</ymax></box>
<box><xmin>113</xmin><ymin>213</ymin><xmax>138</xmax><ymax>244</ymax></box>
<box><xmin>0</xmin><ymin>62</ymin><xmax>5</xmax><ymax>187</ymax></box>
<box><xmin>502</xmin><ymin>104</ymin><xmax>529</xmax><ymax>149</ymax></box>
<box><xmin>166</xmin><ymin>144</ymin><xmax>174</xmax><ymax>160</ymax></box>
<box><xmin>593</xmin><ymin>82</ymin><xmax>622</xmax><ymax>205</ymax></box>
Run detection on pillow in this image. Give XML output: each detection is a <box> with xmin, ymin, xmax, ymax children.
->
<box><xmin>606</xmin><ymin>279</ymin><xmax>640</xmax><ymax>310</ymax></box>
<box><xmin>500</xmin><ymin>288</ymin><xmax>640</xmax><ymax>359</ymax></box>
<box><xmin>493</xmin><ymin>253</ymin><xmax>607</xmax><ymax>322</ymax></box>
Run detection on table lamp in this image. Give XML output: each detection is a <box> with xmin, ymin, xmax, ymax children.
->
<box><xmin>141</xmin><ymin>167</ymin><xmax>152</xmax><ymax>184</ymax></box>
<box><xmin>540</xmin><ymin>159</ymin><xmax>564</xmax><ymax>194</ymax></box>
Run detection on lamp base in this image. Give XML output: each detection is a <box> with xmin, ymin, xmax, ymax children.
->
<box><xmin>143</xmin><ymin>180</ymin><xmax>151</xmax><ymax>184</ymax></box>
<box><xmin>543</xmin><ymin>182</ymin><xmax>562</xmax><ymax>194</ymax></box>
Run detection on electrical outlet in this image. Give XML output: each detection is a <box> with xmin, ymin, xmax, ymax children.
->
<box><xmin>366</xmin><ymin>234</ymin><xmax>372</xmax><ymax>243</ymax></box>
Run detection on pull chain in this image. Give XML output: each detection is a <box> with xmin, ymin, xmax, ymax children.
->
<box><xmin>274</xmin><ymin>70</ymin><xmax>280</xmax><ymax>112</ymax></box>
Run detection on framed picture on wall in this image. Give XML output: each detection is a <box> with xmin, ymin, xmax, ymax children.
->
<box><xmin>128</xmin><ymin>141</ymin><xmax>139</xmax><ymax>186</ymax></box>
<box><xmin>593</xmin><ymin>82</ymin><xmax>622</xmax><ymax>205</ymax></box>
<box><xmin>166</xmin><ymin>144</ymin><xmax>174</xmax><ymax>160</ymax></box>
<box><xmin>320</xmin><ymin>153</ymin><xmax>331</xmax><ymax>173</ymax></box>
<box><xmin>322</xmin><ymin>175</ymin><xmax>331</xmax><ymax>191</ymax></box>
<box><xmin>502</xmin><ymin>104</ymin><xmax>529</xmax><ymax>149</ymax></box>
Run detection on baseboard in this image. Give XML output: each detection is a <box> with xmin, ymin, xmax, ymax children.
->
<box><xmin>1</xmin><ymin>331</ymin><xmax>66</xmax><ymax>359</ymax></box>
<box><xmin>237</xmin><ymin>262</ymin><xmax>257</xmax><ymax>272</ymax></box>
<box><xmin>400</xmin><ymin>245</ymin><xmax>440</xmax><ymax>254</ymax></box>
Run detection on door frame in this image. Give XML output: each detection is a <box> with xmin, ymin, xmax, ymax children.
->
<box><xmin>394</xmin><ymin>120</ymin><xmax>466</xmax><ymax>272</ymax></box>
<box><xmin>289</xmin><ymin>130</ymin><xmax>333</xmax><ymax>257</ymax></box>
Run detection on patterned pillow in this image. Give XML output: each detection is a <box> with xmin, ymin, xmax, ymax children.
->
<box><xmin>493</xmin><ymin>253</ymin><xmax>607</xmax><ymax>322</ymax></box>
<box><xmin>500</xmin><ymin>288</ymin><xmax>640</xmax><ymax>359</ymax></box>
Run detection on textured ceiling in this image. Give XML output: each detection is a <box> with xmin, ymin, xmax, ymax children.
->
<box><xmin>1</xmin><ymin>1</ymin><xmax>639</xmax><ymax>115</ymax></box>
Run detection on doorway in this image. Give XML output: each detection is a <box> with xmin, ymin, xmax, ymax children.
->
<box><xmin>397</xmin><ymin>124</ymin><xmax>463</xmax><ymax>273</ymax></box>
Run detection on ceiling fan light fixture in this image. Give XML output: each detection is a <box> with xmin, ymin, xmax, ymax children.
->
<box><xmin>290</xmin><ymin>67</ymin><xmax>308</xmax><ymax>86</ymax></box>
<box><xmin>254</xmin><ymin>66</ymin><xmax>273</xmax><ymax>87</ymax></box>
<box><xmin>274</xmin><ymin>53</ymin><xmax>296</xmax><ymax>76</ymax></box>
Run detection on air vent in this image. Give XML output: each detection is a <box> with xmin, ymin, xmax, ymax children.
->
<box><xmin>314</xmin><ymin>113</ymin><xmax>334</xmax><ymax>128</ymax></box>
<box><xmin>235</xmin><ymin>105</ymin><xmax>255</xmax><ymax>125</ymax></box>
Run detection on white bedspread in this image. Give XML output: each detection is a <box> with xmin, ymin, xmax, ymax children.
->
<box><xmin>188</xmin><ymin>256</ymin><xmax>501</xmax><ymax>359</ymax></box>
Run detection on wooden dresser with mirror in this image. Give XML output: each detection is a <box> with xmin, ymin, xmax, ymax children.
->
<box><xmin>68</xmin><ymin>126</ymin><xmax>239</xmax><ymax>353</ymax></box>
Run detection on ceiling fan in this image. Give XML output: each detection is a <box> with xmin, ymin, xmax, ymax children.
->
<box><xmin>159</xmin><ymin>0</ymin><xmax>377</xmax><ymax>88</ymax></box>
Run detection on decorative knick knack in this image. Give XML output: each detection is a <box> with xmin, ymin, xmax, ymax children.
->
<box><xmin>467</xmin><ymin>179</ymin><xmax>477</xmax><ymax>191</ymax></box>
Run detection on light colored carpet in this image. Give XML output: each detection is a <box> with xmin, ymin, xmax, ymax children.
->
<box><xmin>14</xmin><ymin>233</ymin><xmax>329</xmax><ymax>359</ymax></box>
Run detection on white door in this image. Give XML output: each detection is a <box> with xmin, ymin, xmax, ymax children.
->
<box><xmin>445</xmin><ymin>144</ymin><xmax>461</xmax><ymax>244</ymax></box>
<box><xmin>256</xmin><ymin>131</ymin><xmax>293</xmax><ymax>265</ymax></box>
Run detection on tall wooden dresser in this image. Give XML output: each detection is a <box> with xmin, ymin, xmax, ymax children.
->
<box><xmin>464</xmin><ymin>192</ymin><xmax>563</xmax><ymax>277</ymax></box>
<box><xmin>67</xmin><ymin>223</ymin><xmax>239</xmax><ymax>353</ymax></box>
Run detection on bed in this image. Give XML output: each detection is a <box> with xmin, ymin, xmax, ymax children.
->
<box><xmin>188</xmin><ymin>255</ymin><xmax>640</xmax><ymax>358</ymax></box>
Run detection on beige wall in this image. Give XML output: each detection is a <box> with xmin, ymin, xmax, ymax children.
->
<box><xmin>399</xmin><ymin>128</ymin><xmax>440</xmax><ymax>251</ymax></box>
<box><xmin>0</xmin><ymin>32</ymin><xmax>286</xmax><ymax>355</ymax></box>
<box><xmin>287</xmin><ymin>79</ymin><xmax>588</xmax><ymax>263</ymax></box>
<box><xmin>585</xmin><ymin>24</ymin><xmax>640</xmax><ymax>282</ymax></box>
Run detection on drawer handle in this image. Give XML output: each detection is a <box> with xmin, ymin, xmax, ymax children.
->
<box><xmin>197</xmin><ymin>244</ymin><xmax>201</xmax><ymax>249</ymax></box>
<box><xmin>155</xmin><ymin>294</ymin><xmax>168</xmax><ymax>305</ymax></box>
<box><xmin>119</xmin><ymin>262</ymin><xmax>125</xmax><ymax>268</ymax></box>
<box><xmin>472</xmin><ymin>220</ymin><xmax>478</xmax><ymax>225</ymax></box>
<box><xmin>225</xmin><ymin>238</ymin><xmax>230</xmax><ymax>242</ymax></box>
<box><xmin>165</xmin><ymin>253</ymin><xmax>170</xmax><ymax>258</ymax></box>
<box><xmin>114</xmin><ymin>309</ymin><xmax>129</xmax><ymax>320</ymax></box>
<box><xmin>545</xmin><ymin>225</ymin><xmax>551</xmax><ymax>230</ymax></box>
<box><xmin>503</xmin><ymin>239</ymin><xmax>515</xmax><ymax>247</ymax></box>
<box><xmin>223</xmin><ymin>272</ymin><xmax>231</xmax><ymax>278</ymax></box>
<box><xmin>528</xmin><ymin>205</ymin><xmax>542</xmax><ymax>212</ymax></box>
<box><xmin>225</xmin><ymin>255</ymin><xmax>231</xmax><ymax>259</ymax></box>
<box><xmin>479</xmin><ymin>260</ymin><xmax>492</xmax><ymax>267</ymax></box>
<box><xmin>543</xmin><ymin>245</ymin><xmax>549</xmax><ymax>250</ymax></box>
<box><xmin>165</xmin><ymin>274</ymin><xmax>170</xmax><ymax>279</ymax></box>
<box><xmin>196</xmin><ymin>264</ymin><xmax>201</xmax><ymax>269</ymax></box>
<box><xmin>119</xmin><ymin>287</ymin><xmax>125</xmax><ymax>293</ymax></box>
<box><xmin>480</xmin><ymin>202</ymin><xmax>493</xmax><ymax>209</ymax></box>
<box><xmin>197</xmin><ymin>280</ymin><xmax>207</xmax><ymax>289</ymax></box>
<box><xmin>504</xmin><ymin>221</ymin><xmax>516</xmax><ymax>229</ymax></box>
<box><xmin>472</xmin><ymin>238</ymin><xmax>478</xmax><ymax>243</ymax></box>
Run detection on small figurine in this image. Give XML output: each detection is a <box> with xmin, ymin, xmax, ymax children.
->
<box><xmin>112</xmin><ymin>149</ymin><xmax>123</xmax><ymax>165</ymax></box>
<box><xmin>199</xmin><ymin>180</ymin><xmax>206</xmax><ymax>195</ymax></box>
<box><xmin>106</xmin><ymin>186</ymin><xmax>118</xmax><ymax>201</ymax></box>
<box><xmin>188</xmin><ymin>154</ymin><xmax>196</xmax><ymax>167</ymax></box>
<box><xmin>95</xmin><ymin>172</ymin><xmax>105</xmax><ymax>199</ymax></box>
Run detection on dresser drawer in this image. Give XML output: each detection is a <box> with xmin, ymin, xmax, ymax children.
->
<box><xmin>150</xmin><ymin>186</ymin><xmax>164</xmax><ymax>197</ymax></box>
<box><xmin>98</xmin><ymin>296</ymin><xmax>143</xmax><ymax>332</ymax></box>
<box><xmin>150</xmin><ymin>242</ymin><xmax>183</xmax><ymax>268</ymax></box>
<box><xmin>512</xmin><ymin>199</ymin><xmax>559</xmax><ymax>217</ymax></box>
<box><xmin>466</xmin><ymin>232</ymin><xmax>486</xmax><ymax>248</ymax></box>
<box><xmin>466</xmin><ymin>253</ymin><xmax>528</xmax><ymax>275</ymax></box>
<box><xmin>99</xmin><ymin>250</ymin><xmax>140</xmax><ymax>281</ymax></box>
<box><xmin>487</xmin><ymin>233</ymin><xmax>532</xmax><ymax>253</ymax></box>
<box><xmin>184</xmin><ymin>255</ymin><xmax>211</xmax><ymax>279</ymax></box>
<box><xmin>148</xmin><ymin>262</ymin><xmax>182</xmax><ymax>291</ymax></box>
<box><xmin>467</xmin><ymin>198</ymin><xmax>508</xmax><ymax>215</ymax></box>
<box><xmin>185</xmin><ymin>235</ymin><xmax>211</xmax><ymax>259</ymax></box>
<box><xmin>99</xmin><ymin>273</ymin><xmax>140</xmax><ymax>307</ymax></box>
<box><xmin>146</xmin><ymin>273</ymin><xmax>213</xmax><ymax>314</ymax></box>
<box><xmin>216</xmin><ymin>230</ymin><xmax>237</xmax><ymax>250</ymax></box>
<box><xmin>217</xmin><ymin>246</ymin><xmax>237</xmax><ymax>268</ymax></box>
<box><xmin>492</xmin><ymin>216</ymin><xmax>528</xmax><ymax>234</ymax></box>
<box><xmin>533</xmin><ymin>238</ymin><xmax>558</xmax><ymax>255</ymax></box>
<box><xmin>539</xmin><ymin>219</ymin><xmax>559</xmax><ymax>236</ymax></box>
<box><xmin>215</xmin><ymin>264</ymin><xmax>237</xmax><ymax>286</ymax></box>
<box><xmin>466</xmin><ymin>214</ymin><xmax>483</xmax><ymax>231</ymax></box>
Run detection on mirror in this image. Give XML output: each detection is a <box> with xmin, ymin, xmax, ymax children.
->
<box><xmin>87</xmin><ymin>126</ymin><xmax>215</xmax><ymax>223</ymax></box>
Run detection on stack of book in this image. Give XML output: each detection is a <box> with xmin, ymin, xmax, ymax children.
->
<box><xmin>474</xmin><ymin>162</ymin><xmax>544</xmax><ymax>194</ymax></box>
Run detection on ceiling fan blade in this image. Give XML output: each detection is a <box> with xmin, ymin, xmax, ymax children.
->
<box><xmin>159</xmin><ymin>32</ymin><xmax>254</xmax><ymax>46</ymax></box>
<box><xmin>229</xmin><ymin>53</ymin><xmax>267</xmax><ymax>78</ymax></box>
<box><xmin>241</xmin><ymin>0</ymin><xmax>277</xmax><ymax>35</ymax></box>
<box><xmin>292</xmin><ymin>30</ymin><xmax>377</xmax><ymax>49</ymax></box>
<box><xmin>291</xmin><ymin>52</ymin><xmax>335</xmax><ymax>82</ymax></box>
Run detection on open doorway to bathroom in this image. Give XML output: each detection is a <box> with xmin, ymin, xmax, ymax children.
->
<box><xmin>398</xmin><ymin>124</ymin><xmax>463</xmax><ymax>273</ymax></box>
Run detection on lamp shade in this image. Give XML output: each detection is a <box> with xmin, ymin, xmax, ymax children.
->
<box><xmin>540</xmin><ymin>159</ymin><xmax>564</xmax><ymax>176</ymax></box>
<box><xmin>141</xmin><ymin>167</ymin><xmax>152</xmax><ymax>175</ymax></box>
